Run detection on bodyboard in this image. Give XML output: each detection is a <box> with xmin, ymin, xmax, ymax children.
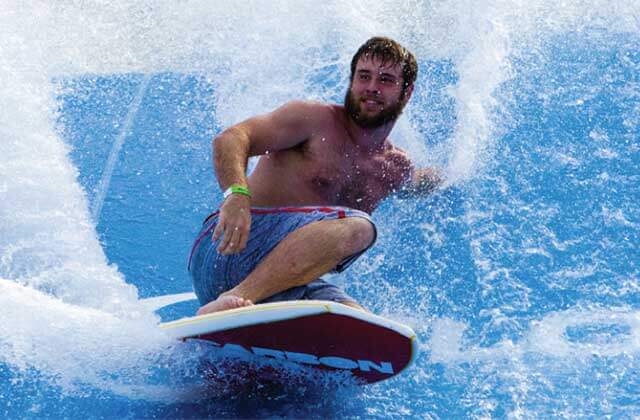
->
<box><xmin>160</xmin><ymin>300</ymin><xmax>418</xmax><ymax>384</ymax></box>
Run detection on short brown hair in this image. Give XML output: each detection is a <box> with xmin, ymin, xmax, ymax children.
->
<box><xmin>350</xmin><ymin>37</ymin><xmax>418</xmax><ymax>90</ymax></box>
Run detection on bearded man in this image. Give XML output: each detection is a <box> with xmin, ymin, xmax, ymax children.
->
<box><xmin>189</xmin><ymin>37</ymin><xmax>442</xmax><ymax>314</ymax></box>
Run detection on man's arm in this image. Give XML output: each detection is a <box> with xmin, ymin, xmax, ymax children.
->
<box><xmin>211</xmin><ymin>101</ymin><xmax>327</xmax><ymax>255</ymax></box>
<box><xmin>392</xmin><ymin>148</ymin><xmax>443</xmax><ymax>197</ymax></box>
<box><xmin>213</xmin><ymin>100</ymin><xmax>324</xmax><ymax>190</ymax></box>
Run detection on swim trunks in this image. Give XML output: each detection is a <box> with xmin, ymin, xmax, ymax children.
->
<box><xmin>188</xmin><ymin>206</ymin><xmax>377</xmax><ymax>306</ymax></box>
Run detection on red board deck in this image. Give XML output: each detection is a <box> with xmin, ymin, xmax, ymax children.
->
<box><xmin>160</xmin><ymin>300</ymin><xmax>418</xmax><ymax>384</ymax></box>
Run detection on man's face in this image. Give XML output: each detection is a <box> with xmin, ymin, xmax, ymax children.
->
<box><xmin>345</xmin><ymin>56</ymin><xmax>411</xmax><ymax>129</ymax></box>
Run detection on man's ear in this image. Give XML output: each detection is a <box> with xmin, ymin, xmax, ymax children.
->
<box><xmin>402</xmin><ymin>83</ymin><xmax>414</xmax><ymax>103</ymax></box>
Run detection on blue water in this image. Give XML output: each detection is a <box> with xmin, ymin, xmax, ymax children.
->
<box><xmin>2</xmin><ymin>3</ymin><xmax>640</xmax><ymax>418</ymax></box>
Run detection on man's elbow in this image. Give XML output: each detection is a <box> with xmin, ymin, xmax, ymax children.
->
<box><xmin>213</xmin><ymin>126</ymin><xmax>250</xmax><ymax>153</ymax></box>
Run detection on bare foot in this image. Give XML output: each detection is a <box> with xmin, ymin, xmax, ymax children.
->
<box><xmin>196</xmin><ymin>295</ymin><xmax>253</xmax><ymax>315</ymax></box>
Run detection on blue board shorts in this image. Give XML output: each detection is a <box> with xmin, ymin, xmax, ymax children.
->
<box><xmin>188</xmin><ymin>206</ymin><xmax>377</xmax><ymax>306</ymax></box>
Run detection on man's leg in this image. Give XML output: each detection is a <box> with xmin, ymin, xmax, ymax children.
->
<box><xmin>196</xmin><ymin>217</ymin><xmax>374</xmax><ymax>314</ymax></box>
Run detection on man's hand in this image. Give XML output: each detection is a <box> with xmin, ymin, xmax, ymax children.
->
<box><xmin>412</xmin><ymin>167</ymin><xmax>443</xmax><ymax>194</ymax></box>
<box><xmin>212</xmin><ymin>194</ymin><xmax>252</xmax><ymax>255</ymax></box>
<box><xmin>397</xmin><ymin>167</ymin><xmax>443</xmax><ymax>197</ymax></box>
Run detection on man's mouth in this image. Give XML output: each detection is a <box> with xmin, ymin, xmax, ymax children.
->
<box><xmin>362</xmin><ymin>98</ymin><xmax>383</xmax><ymax>107</ymax></box>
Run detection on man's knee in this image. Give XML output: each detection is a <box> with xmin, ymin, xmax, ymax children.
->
<box><xmin>337</xmin><ymin>217</ymin><xmax>375</xmax><ymax>256</ymax></box>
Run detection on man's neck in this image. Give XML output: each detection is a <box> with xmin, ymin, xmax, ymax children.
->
<box><xmin>344</xmin><ymin>114</ymin><xmax>396</xmax><ymax>155</ymax></box>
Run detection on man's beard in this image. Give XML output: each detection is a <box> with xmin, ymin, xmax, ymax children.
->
<box><xmin>344</xmin><ymin>88</ymin><xmax>406</xmax><ymax>129</ymax></box>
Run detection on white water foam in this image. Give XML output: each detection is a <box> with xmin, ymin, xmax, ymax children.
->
<box><xmin>0</xmin><ymin>2</ymin><xmax>164</xmax><ymax>395</ymax></box>
<box><xmin>428</xmin><ymin>307</ymin><xmax>640</xmax><ymax>364</ymax></box>
<box><xmin>0</xmin><ymin>280</ymin><xmax>168</xmax><ymax>388</ymax></box>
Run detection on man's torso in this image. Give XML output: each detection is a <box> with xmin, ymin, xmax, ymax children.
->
<box><xmin>248</xmin><ymin>104</ymin><xmax>411</xmax><ymax>213</ymax></box>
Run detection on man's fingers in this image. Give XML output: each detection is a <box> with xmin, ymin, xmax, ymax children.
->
<box><xmin>220</xmin><ymin>226</ymin><xmax>242</xmax><ymax>255</ymax></box>
<box><xmin>212</xmin><ymin>221</ymin><xmax>224</xmax><ymax>241</ymax></box>
<box><xmin>237</xmin><ymin>226</ymin><xmax>250</xmax><ymax>251</ymax></box>
<box><xmin>218</xmin><ymin>225</ymin><xmax>237</xmax><ymax>254</ymax></box>
<box><xmin>216</xmin><ymin>224</ymin><xmax>233</xmax><ymax>253</ymax></box>
<box><xmin>213</xmin><ymin>206</ymin><xmax>251</xmax><ymax>254</ymax></box>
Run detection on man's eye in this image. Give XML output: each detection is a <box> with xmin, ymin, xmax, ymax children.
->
<box><xmin>359</xmin><ymin>74</ymin><xmax>370</xmax><ymax>80</ymax></box>
<box><xmin>381</xmin><ymin>77</ymin><xmax>395</xmax><ymax>84</ymax></box>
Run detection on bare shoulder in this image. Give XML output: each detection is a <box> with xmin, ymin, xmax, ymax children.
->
<box><xmin>385</xmin><ymin>143</ymin><xmax>414</xmax><ymax>175</ymax></box>
<box><xmin>238</xmin><ymin>100</ymin><xmax>336</xmax><ymax>155</ymax></box>
<box><xmin>277</xmin><ymin>100</ymin><xmax>335</xmax><ymax>126</ymax></box>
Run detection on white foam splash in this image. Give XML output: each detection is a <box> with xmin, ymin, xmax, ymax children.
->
<box><xmin>428</xmin><ymin>307</ymin><xmax>640</xmax><ymax>364</ymax></box>
<box><xmin>0</xmin><ymin>279</ymin><xmax>166</xmax><ymax>390</ymax></box>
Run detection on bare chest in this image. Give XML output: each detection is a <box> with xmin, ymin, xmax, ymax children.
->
<box><xmin>302</xmin><ymin>137</ymin><xmax>406</xmax><ymax>212</ymax></box>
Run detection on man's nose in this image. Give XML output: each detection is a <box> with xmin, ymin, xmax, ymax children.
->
<box><xmin>364</xmin><ymin>79</ymin><xmax>381</xmax><ymax>94</ymax></box>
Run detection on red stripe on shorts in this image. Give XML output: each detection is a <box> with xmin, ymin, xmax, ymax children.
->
<box><xmin>190</xmin><ymin>206</ymin><xmax>347</xmax><ymax>269</ymax></box>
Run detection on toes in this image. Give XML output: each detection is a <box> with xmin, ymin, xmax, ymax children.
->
<box><xmin>229</xmin><ymin>296</ymin><xmax>250</xmax><ymax>308</ymax></box>
<box><xmin>231</xmin><ymin>296</ymin><xmax>253</xmax><ymax>307</ymax></box>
